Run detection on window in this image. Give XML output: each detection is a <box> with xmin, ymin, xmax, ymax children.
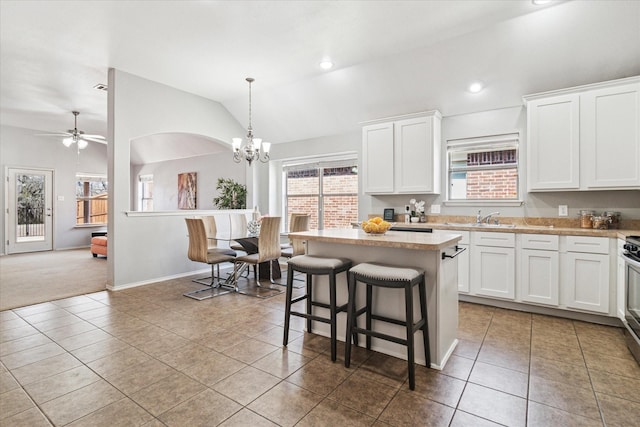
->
<box><xmin>447</xmin><ymin>133</ymin><xmax>520</xmax><ymax>201</ymax></box>
<box><xmin>76</xmin><ymin>174</ymin><xmax>108</xmax><ymax>225</ymax></box>
<box><xmin>138</xmin><ymin>174</ymin><xmax>154</xmax><ymax>211</ymax></box>
<box><xmin>283</xmin><ymin>157</ymin><xmax>358</xmax><ymax>230</ymax></box>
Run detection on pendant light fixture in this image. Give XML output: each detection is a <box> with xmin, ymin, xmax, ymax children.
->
<box><xmin>232</xmin><ymin>77</ymin><xmax>270</xmax><ymax>166</ymax></box>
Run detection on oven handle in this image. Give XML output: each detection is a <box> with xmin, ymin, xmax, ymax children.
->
<box><xmin>624</xmin><ymin>253</ymin><xmax>640</xmax><ymax>269</ymax></box>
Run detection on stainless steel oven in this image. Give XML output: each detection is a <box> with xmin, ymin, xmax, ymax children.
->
<box><xmin>623</xmin><ymin>235</ymin><xmax>640</xmax><ymax>364</ymax></box>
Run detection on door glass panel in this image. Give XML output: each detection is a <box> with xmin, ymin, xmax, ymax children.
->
<box><xmin>15</xmin><ymin>173</ymin><xmax>46</xmax><ymax>242</ymax></box>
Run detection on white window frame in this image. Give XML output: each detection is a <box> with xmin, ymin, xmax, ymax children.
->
<box><xmin>444</xmin><ymin>133</ymin><xmax>523</xmax><ymax>207</ymax></box>
<box><xmin>138</xmin><ymin>174</ymin><xmax>154</xmax><ymax>212</ymax></box>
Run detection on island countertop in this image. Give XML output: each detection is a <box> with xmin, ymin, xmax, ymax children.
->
<box><xmin>288</xmin><ymin>228</ymin><xmax>462</xmax><ymax>251</ymax></box>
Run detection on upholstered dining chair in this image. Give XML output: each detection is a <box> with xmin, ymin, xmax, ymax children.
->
<box><xmin>234</xmin><ymin>216</ymin><xmax>282</xmax><ymax>290</ymax></box>
<box><xmin>281</xmin><ymin>214</ymin><xmax>310</xmax><ymax>259</ymax></box>
<box><xmin>184</xmin><ymin>218</ymin><xmax>236</xmax><ymax>299</ymax></box>
<box><xmin>281</xmin><ymin>212</ymin><xmax>305</xmax><ymax>250</ymax></box>
<box><xmin>229</xmin><ymin>213</ymin><xmax>256</xmax><ymax>279</ymax></box>
<box><xmin>201</xmin><ymin>215</ymin><xmax>234</xmax><ymax>282</ymax></box>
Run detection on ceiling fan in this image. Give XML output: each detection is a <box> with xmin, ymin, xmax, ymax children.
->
<box><xmin>38</xmin><ymin>111</ymin><xmax>106</xmax><ymax>149</ymax></box>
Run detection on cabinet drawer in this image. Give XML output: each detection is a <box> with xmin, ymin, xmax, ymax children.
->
<box><xmin>472</xmin><ymin>232</ymin><xmax>515</xmax><ymax>248</ymax></box>
<box><xmin>566</xmin><ymin>236</ymin><xmax>609</xmax><ymax>254</ymax></box>
<box><xmin>522</xmin><ymin>234</ymin><xmax>559</xmax><ymax>251</ymax></box>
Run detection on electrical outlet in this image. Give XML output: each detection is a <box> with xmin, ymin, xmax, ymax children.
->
<box><xmin>558</xmin><ymin>205</ymin><xmax>568</xmax><ymax>217</ymax></box>
<box><xmin>431</xmin><ymin>204</ymin><xmax>441</xmax><ymax>214</ymax></box>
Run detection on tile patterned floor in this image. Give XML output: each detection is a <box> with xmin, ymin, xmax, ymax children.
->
<box><xmin>1</xmin><ymin>276</ymin><xmax>639</xmax><ymax>426</ymax></box>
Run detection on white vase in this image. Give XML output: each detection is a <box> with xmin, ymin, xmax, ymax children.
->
<box><xmin>410</xmin><ymin>217</ymin><xmax>419</xmax><ymax>223</ymax></box>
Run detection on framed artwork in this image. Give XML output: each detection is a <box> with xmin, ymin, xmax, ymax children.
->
<box><xmin>178</xmin><ymin>172</ymin><xmax>197</xmax><ymax>209</ymax></box>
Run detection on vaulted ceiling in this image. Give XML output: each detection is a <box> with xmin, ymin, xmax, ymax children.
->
<box><xmin>1</xmin><ymin>0</ymin><xmax>639</xmax><ymax>148</ymax></box>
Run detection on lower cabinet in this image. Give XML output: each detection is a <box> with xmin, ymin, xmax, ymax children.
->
<box><xmin>471</xmin><ymin>232</ymin><xmax>515</xmax><ymax>300</ymax></box>
<box><xmin>457</xmin><ymin>243</ymin><xmax>470</xmax><ymax>293</ymax></box>
<box><xmin>562</xmin><ymin>251</ymin><xmax>610</xmax><ymax>314</ymax></box>
<box><xmin>520</xmin><ymin>234</ymin><xmax>560</xmax><ymax>306</ymax></box>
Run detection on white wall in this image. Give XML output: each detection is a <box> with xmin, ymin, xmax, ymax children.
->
<box><xmin>0</xmin><ymin>125</ymin><xmax>107</xmax><ymax>253</ymax></box>
<box><xmin>108</xmin><ymin>69</ymin><xmax>248</xmax><ymax>289</ymax></box>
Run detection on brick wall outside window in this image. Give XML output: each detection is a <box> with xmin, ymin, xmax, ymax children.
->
<box><xmin>465</xmin><ymin>169</ymin><xmax>518</xmax><ymax>199</ymax></box>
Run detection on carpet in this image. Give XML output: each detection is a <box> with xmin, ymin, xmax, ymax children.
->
<box><xmin>0</xmin><ymin>248</ymin><xmax>107</xmax><ymax>311</ymax></box>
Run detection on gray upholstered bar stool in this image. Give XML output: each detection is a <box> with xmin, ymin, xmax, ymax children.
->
<box><xmin>344</xmin><ymin>262</ymin><xmax>430</xmax><ymax>390</ymax></box>
<box><xmin>283</xmin><ymin>254</ymin><xmax>353</xmax><ymax>361</ymax></box>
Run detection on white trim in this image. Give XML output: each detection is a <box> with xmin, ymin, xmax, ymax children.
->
<box><xmin>359</xmin><ymin>109</ymin><xmax>442</xmax><ymax>126</ymax></box>
<box><xmin>107</xmin><ymin>267</ymin><xmax>212</xmax><ymax>291</ymax></box>
<box><xmin>125</xmin><ymin>209</ymin><xmax>251</xmax><ymax>217</ymax></box>
<box><xmin>522</xmin><ymin>75</ymin><xmax>640</xmax><ymax>102</ymax></box>
<box><xmin>444</xmin><ymin>200</ymin><xmax>524</xmax><ymax>207</ymax></box>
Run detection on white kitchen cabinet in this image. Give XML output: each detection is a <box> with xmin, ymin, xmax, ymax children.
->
<box><xmin>562</xmin><ymin>236</ymin><xmax>610</xmax><ymax>314</ymax></box>
<box><xmin>582</xmin><ymin>82</ymin><xmax>640</xmax><ymax>189</ymax></box>
<box><xmin>434</xmin><ymin>229</ymin><xmax>469</xmax><ymax>293</ymax></box>
<box><xmin>520</xmin><ymin>234</ymin><xmax>560</xmax><ymax>306</ymax></box>
<box><xmin>524</xmin><ymin>76</ymin><xmax>640</xmax><ymax>191</ymax></box>
<box><xmin>617</xmin><ymin>238</ymin><xmax>626</xmax><ymax>321</ymax></box>
<box><xmin>471</xmin><ymin>232</ymin><xmax>515</xmax><ymax>300</ymax></box>
<box><xmin>526</xmin><ymin>94</ymin><xmax>580</xmax><ymax>191</ymax></box>
<box><xmin>362</xmin><ymin>111</ymin><xmax>441</xmax><ymax>194</ymax></box>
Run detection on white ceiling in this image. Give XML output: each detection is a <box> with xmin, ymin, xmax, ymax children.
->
<box><xmin>1</xmin><ymin>0</ymin><xmax>639</xmax><ymax>149</ymax></box>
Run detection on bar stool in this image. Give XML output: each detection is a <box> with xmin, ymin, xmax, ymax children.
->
<box><xmin>283</xmin><ymin>254</ymin><xmax>353</xmax><ymax>361</ymax></box>
<box><xmin>344</xmin><ymin>262</ymin><xmax>430</xmax><ymax>390</ymax></box>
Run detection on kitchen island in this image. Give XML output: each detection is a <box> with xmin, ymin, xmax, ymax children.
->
<box><xmin>288</xmin><ymin>228</ymin><xmax>463</xmax><ymax>369</ymax></box>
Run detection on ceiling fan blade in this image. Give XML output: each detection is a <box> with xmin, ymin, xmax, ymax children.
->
<box><xmin>82</xmin><ymin>137</ymin><xmax>107</xmax><ymax>144</ymax></box>
<box><xmin>82</xmin><ymin>134</ymin><xmax>106</xmax><ymax>139</ymax></box>
<box><xmin>35</xmin><ymin>132</ymin><xmax>72</xmax><ymax>137</ymax></box>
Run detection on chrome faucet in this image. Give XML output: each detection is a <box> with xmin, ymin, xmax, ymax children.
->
<box><xmin>478</xmin><ymin>211</ymin><xmax>500</xmax><ymax>224</ymax></box>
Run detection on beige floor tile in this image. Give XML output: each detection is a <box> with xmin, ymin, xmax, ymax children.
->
<box><xmin>528</xmin><ymin>375</ymin><xmax>601</xmax><ymax>420</ymax></box>
<box><xmin>213</xmin><ymin>366</ymin><xmax>280</xmax><ymax>405</ymax></box>
<box><xmin>19</xmin><ymin>308</ymin><xmax>71</xmax><ymax>325</ymax></box>
<box><xmin>24</xmin><ymin>365</ymin><xmax>100</xmax><ymax>404</ymax></box>
<box><xmin>251</xmin><ymin>347</ymin><xmax>313</xmax><ymax>379</ymax></box>
<box><xmin>104</xmin><ymin>358</ymin><xmax>175</xmax><ymax>395</ymax></box>
<box><xmin>248</xmin><ymin>381</ymin><xmax>322</xmax><ymax>427</ymax></box>
<box><xmin>589</xmin><ymin>368</ymin><xmax>640</xmax><ymax>403</ymax></box>
<box><xmin>222</xmin><ymin>337</ymin><xmax>280</xmax><ymax>364</ymax></box>
<box><xmin>157</xmin><ymin>342</ymin><xmax>219</xmax><ymax>370</ymax></box>
<box><xmin>43</xmin><ymin>320</ymin><xmax>98</xmax><ymax>341</ymax></box>
<box><xmin>158</xmin><ymin>388</ymin><xmax>241</xmax><ymax>426</ymax></box>
<box><xmin>468</xmin><ymin>361</ymin><xmax>529</xmax><ymax>398</ymax></box>
<box><xmin>439</xmin><ymin>354</ymin><xmax>474</xmax><ymax>381</ymax></box>
<box><xmin>327</xmin><ymin>374</ymin><xmax>397</xmax><ymax>418</ymax></box>
<box><xmin>56</xmin><ymin>329</ymin><xmax>112</xmax><ymax>351</ymax></box>
<box><xmin>0</xmin><ymin>332</ymin><xmax>51</xmax><ymax>357</ymax></box>
<box><xmin>66</xmin><ymin>397</ymin><xmax>153</xmax><ymax>427</ymax></box>
<box><xmin>583</xmin><ymin>349</ymin><xmax>640</xmax><ymax>379</ymax></box>
<box><xmin>10</xmin><ymin>352</ymin><xmax>82</xmax><ymax>386</ymax></box>
<box><xmin>298</xmin><ymin>399</ymin><xmax>376</xmax><ymax>426</ymax></box>
<box><xmin>181</xmin><ymin>352</ymin><xmax>246</xmax><ymax>386</ymax></box>
<box><xmin>86</xmin><ymin>347</ymin><xmax>151</xmax><ymax>378</ymax></box>
<box><xmin>218</xmin><ymin>408</ymin><xmax>279</xmax><ymax>426</ymax></box>
<box><xmin>129</xmin><ymin>371</ymin><xmax>206</xmax><ymax>416</ymax></box>
<box><xmin>449</xmin><ymin>410</ymin><xmax>503</xmax><ymax>427</ymax></box>
<box><xmin>530</xmin><ymin>356</ymin><xmax>592</xmax><ymax>389</ymax></box>
<box><xmin>0</xmin><ymin>324</ymin><xmax>40</xmax><ymax>343</ymax></box>
<box><xmin>597</xmin><ymin>392</ymin><xmax>640</xmax><ymax>427</ymax></box>
<box><xmin>0</xmin><ymin>407</ymin><xmax>51</xmax><ymax>427</ymax></box>
<box><xmin>412</xmin><ymin>366</ymin><xmax>466</xmax><ymax>406</ymax></box>
<box><xmin>452</xmin><ymin>339</ymin><xmax>481</xmax><ymax>360</ymax></box>
<box><xmin>530</xmin><ymin>336</ymin><xmax>585</xmax><ymax>366</ymax></box>
<box><xmin>196</xmin><ymin>328</ymin><xmax>250</xmax><ymax>352</ymax></box>
<box><xmin>527</xmin><ymin>401</ymin><xmax>603</xmax><ymax>427</ymax></box>
<box><xmin>378</xmin><ymin>390</ymin><xmax>455</xmax><ymax>426</ymax></box>
<box><xmin>286</xmin><ymin>356</ymin><xmax>352</xmax><ymax>396</ymax></box>
<box><xmin>0</xmin><ymin>388</ymin><xmax>35</xmax><ymax>420</ymax></box>
<box><xmin>0</xmin><ymin>370</ymin><xmax>19</xmax><ymax>393</ymax></box>
<box><xmin>71</xmin><ymin>336</ymin><xmax>130</xmax><ymax>364</ymax></box>
<box><xmin>39</xmin><ymin>380</ymin><xmax>123</xmax><ymax>426</ymax></box>
<box><xmin>0</xmin><ymin>342</ymin><xmax>66</xmax><ymax>370</ymax></box>
<box><xmin>476</xmin><ymin>344</ymin><xmax>529</xmax><ymax>373</ymax></box>
<box><xmin>458</xmin><ymin>383</ymin><xmax>526</xmax><ymax>427</ymax></box>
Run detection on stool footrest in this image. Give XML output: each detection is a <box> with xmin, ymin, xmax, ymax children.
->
<box><xmin>290</xmin><ymin>311</ymin><xmax>332</xmax><ymax>324</ymax></box>
<box><xmin>369</xmin><ymin>313</ymin><xmax>426</xmax><ymax>332</ymax></box>
<box><xmin>352</xmin><ymin>327</ymin><xmax>408</xmax><ymax>347</ymax></box>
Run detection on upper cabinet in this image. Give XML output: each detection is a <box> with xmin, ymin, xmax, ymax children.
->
<box><xmin>524</xmin><ymin>76</ymin><xmax>640</xmax><ymax>192</ymax></box>
<box><xmin>362</xmin><ymin>111</ymin><xmax>441</xmax><ymax>194</ymax></box>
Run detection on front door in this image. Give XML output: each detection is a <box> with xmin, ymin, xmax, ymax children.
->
<box><xmin>6</xmin><ymin>168</ymin><xmax>54</xmax><ymax>254</ymax></box>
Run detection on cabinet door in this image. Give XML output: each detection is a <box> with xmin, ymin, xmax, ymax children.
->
<box><xmin>363</xmin><ymin>123</ymin><xmax>394</xmax><ymax>193</ymax></box>
<box><xmin>582</xmin><ymin>82</ymin><xmax>640</xmax><ymax>189</ymax></box>
<box><xmin>471</xmin><ymin>246</ymin><xmax>515</xmax><ymax>299</ymax></box>
<box><xmin>458</xmin><ymin>244</ymin><xmax>470</xmax><ymax>293</ymax></box>
<box><xmin>527</xmin><ymin>94</ymin><xmax>580</xmax><ymax>191</ymax></box>
<box><xmin>394</xmin><ymin>116</ymin><xmax>440</xmax><ymax>193</ymax></box>
<box><xmin>562</xmin><ymin>252</ymin><xmax>610</xmax><ymax>314</ymax></box>
<box><xmin>520</xmin><ymin>249</ymin><xmax>559</xmax><ymax>306</ymax></box>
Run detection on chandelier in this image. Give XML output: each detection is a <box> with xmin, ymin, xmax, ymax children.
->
<box><xmin>232</xmin><ymin>77</ymin><xmax>270</xmax><ymax>165</ymax></box>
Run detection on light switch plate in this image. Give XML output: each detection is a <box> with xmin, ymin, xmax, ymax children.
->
<box><xmin>431</xmin><ymin>204</ymin><xmax>441</xmax><ymax>214</ymax></box>
<box><xmin>558</xmin><ymin>205</ymin><xmax>568</xmax><ymax>217</ymax></box>
<box><xmin>57</xmin><ymin>195</ymin><xmax>64</xmax><ymax>201</ymax></box>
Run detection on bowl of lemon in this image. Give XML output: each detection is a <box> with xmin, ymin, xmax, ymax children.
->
<box><xmin>361</xmin><ymin>217</ymin><xmax>394</xmax><ymax>235</ymax></box>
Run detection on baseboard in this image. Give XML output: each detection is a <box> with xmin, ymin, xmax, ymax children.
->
<box><xmin>107</xmin><ymin>265</ymin><xmax>237</xmax><ymax>291</ymax></box>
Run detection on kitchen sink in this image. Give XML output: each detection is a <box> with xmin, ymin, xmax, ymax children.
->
<box><xmin>444</xmin><ymin>222</ymin><xmax>516</xmax><ymax>228</ymax></box>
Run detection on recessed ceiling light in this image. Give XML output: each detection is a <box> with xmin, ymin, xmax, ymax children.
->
<box><xmin>532</xmin><ymin>0</ymin><xmax>552</xmax><ymax>5</ymax></box>
<box><xmin>468</xmin><ymin>82</ymin><xmax>484</xmax><ymax>93</ymax></box>
<box><xmin>319</xmin><ymin>59</ymin><xmax>334</xmax><ymax>70</ymax></box>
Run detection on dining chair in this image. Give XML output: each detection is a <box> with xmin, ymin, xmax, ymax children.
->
<box><xmin>234</xmin><ymin>216</ymin><xmax>282</xmax><ymax>292</ymax></box>
<box><xmin>229</xmin><ymin>213</ymin><xmax>256</xmax><ymax>279</ymax></box>
<box><xmin>201</xmin><ymin>215</ymin><xmax>235</xmax><ymax>282</ymax></box>
<box><xmin>184</xmin><ymin>218</ymin><xmax>236</xmax><ymax>299</ymax></box>
<box><xmin>282</xmin><ymin>214</ymin><xmax>310</xmax><ymax>258</ymax></box>
<box><xmin>281</xmin><ymin>212</ymin><xmax>306</xmax><ymax>250</ymax></box>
